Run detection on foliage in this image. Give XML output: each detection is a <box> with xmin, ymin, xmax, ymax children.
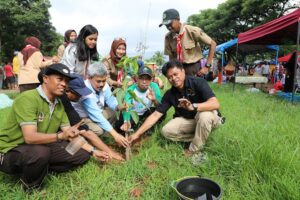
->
<box><xmin>146</xmin><ymin>51</ymin><xmax>165</xmax><ymax>66</ymax></box>
<box><xmin>0</xmin><ymin>0</ymin><xmax>62</xmax><ymax>61</ymax></box>
<box><xmin>188</xmin><ymin>0</ymin><xmax>299</xmax><ymax>44</ymax></box>
<box><xmin>0</xmin><ymin>84</ymin><xmax>300</xmax><ymax>199</ymax></box>
<box><xmin>114</xmin><ymin>56</ymin><xmax>147</xmax><ymax>124</ymax></box>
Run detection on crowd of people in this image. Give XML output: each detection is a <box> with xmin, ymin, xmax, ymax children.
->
<box><xmin>0</xmin><ymin>9</ymin><xmax>224</xmax><ymax>191</ymax></box>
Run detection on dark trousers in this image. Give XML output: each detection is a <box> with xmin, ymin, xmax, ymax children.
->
<box><xmin>0</xmin><ymin>141</ymin><xmax>90</xmax><ymax>190</ymax></box>
<box><xmin>182</xmin><ymin>61</ymin><xmax>200</xmax><ymax>76</ymax></box>
<box><xmin>19</xmin><ymin>83</ymin><xmax>40</xmax><ymax>93</ymax></box>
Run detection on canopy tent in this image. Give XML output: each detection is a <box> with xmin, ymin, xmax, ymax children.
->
<box><xmin>278</xmin><ymin>52</ymin><xmax>300</xmax><ymax>62</ymax></box>
<box><xmin>237</xmin><ymin>8</ymin><xmax>300</xmax><ymax>103</ymax></box>
<box><xmin>203</xmin><ymin>39</ymin><xmax>279</xmax><ymax>66</ymax></box>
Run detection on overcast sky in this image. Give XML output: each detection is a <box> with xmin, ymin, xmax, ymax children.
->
<box><xmin>49</xmin><ymin>0</ymin><xmax>226</xmax><ymax>58</ymax></box>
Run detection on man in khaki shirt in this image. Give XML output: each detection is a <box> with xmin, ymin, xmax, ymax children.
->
<box><xmin>159</xmin><ymin>9</ymin><xmax>216</xmax><ymax>76</ymax></box>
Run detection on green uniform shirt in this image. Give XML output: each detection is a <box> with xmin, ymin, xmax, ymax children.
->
<box><xmin>0</xmin><ymin>86</ymin><xmax>70</xmax><ymax>153</ymax></box>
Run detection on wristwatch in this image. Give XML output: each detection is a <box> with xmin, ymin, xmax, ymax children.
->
<box><xmin>205</xmin><ymin>63</ymin><xmax>212</xmax><ymax>68</ymax></box>
<box><xmin>192</xmin><ymin>103</ymin><xmax>198</xmax><ymax>111</ymax></box>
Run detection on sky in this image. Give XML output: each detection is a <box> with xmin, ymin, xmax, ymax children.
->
<box><xmin>49</xmin><ymin>0</ymin><xmax>226</xmax><ymax>58</ymax></box>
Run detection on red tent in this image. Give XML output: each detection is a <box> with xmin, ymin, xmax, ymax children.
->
<box><xmin>278</xmin><ymin>52</ymin><xmax>300</xmax><ymax>62</ymax></box>
<box><xmin>238</xmin><ymin>8</ymin><xmax>300</xmax><ymax>45</ymax></box>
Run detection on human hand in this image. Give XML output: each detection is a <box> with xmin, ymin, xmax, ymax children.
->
<box><xmin>120</xmin><ymin>121</ymin><xmax>131</xmax><ymax>132</ymax></box>
<box><xmin>198</xmin><ymin>67</ymin><xmax>209</xmax><ymax>76</ymax></box>
<box><xmin>93</xmin><ymin>150</ymin><xmax>110</xmax><ymax>162</ymax></box>
<box><xmin>61</xmin><ymin>120</ymin><xmax>86</xmax><ymax>140</ymax></box>
<box><xmin>117</xmin><ymin>102</ymin><xmax>128</xmax><ymax>112</ymax></box>
<box><xmin>113</xmin><ymin>133</ymin><xmax>129</xmax><ymax>148</ymax></box>
<box><xmin>116</xmin><ymin>81</ymin><xmax>123</xmax><ymax>88</ymax></box>
<box><xmin>146</xmin><ymin>88</ymin><xmax>156</xmax><ymax>101</ymax></box>
<box><xmin>108</xmin><ymin>151</ymin><xmax>125</xmax><ymax>161</ymax></box>
<box><xmin>128</xmin><ymin>133</ymin><xmax>140</xmax><ymax>145</ymax></box>
<box><xmin>178</xmin><ymin>98</ymin><xmax>193</xmax><ymax>111</ymax></box>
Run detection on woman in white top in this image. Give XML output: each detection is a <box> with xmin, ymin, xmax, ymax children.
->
<box><xmin>61</xmin><ymin>25</ymin><xmax>99</xmax><ymax>79</ymax></box>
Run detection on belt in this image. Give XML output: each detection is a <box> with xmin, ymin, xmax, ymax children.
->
<box><xmin>182</xmin><ymin>60</ymin><xmax>201</xmax><ymax>65</ymax></box>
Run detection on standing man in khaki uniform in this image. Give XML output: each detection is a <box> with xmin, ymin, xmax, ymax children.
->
<box><xmin>159</xmin><ymin>9</ymin><xmax>216</xmax><ymax>76</ymax></box>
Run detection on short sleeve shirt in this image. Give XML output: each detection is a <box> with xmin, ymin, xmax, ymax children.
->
<box><xmin>0</xmin><ymin>87</ymin><xmax>70</xmax><ymax>153</ymax></box>
<box><xmin>164</xmin><ymin>24</ymin><xmax>212</xmax><ymax>64</ymax></box>
<box><xmin>156</xmin><ymin>76</ymin><xmax>215</xmax><ymax>119</ymax></box>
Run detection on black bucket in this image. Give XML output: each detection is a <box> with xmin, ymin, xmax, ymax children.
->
<box><xmin>171</xmin><ymin>176</ymin><xmax>222</xmax><ymax>200</ymax></box>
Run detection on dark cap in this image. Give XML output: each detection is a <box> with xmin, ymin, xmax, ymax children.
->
<box><xmin>68</xmin><ymin>75</ymin><xmax>92</xmax><ymax>97</ymax></box>
<box><xmin>159</xmin><ymin>9</ymin><xmax>180</xmax><ymax>27</ymax></box>
<box><xmin>38</xmin><ymin>63</ymin><xmax>75</xmax><ymax>83</ymax></box>
<box><xmin>138</xmin><ymin>66</ymin><xmax>153</xmax><ymax>78</ymax></box>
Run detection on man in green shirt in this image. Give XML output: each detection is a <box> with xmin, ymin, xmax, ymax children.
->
<box><xmin>0</xmin><ymin>63</ymin><xmax>109</xmax><ymax>191</ymax></box>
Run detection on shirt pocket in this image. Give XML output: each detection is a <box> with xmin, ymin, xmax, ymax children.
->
<box><xmin>184</xmin><ymin>41</ymin><xmax>195</xmax><ymax>55</ymax></box>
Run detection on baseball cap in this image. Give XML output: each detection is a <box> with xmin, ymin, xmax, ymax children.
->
<box><xmin>138</xmin><ymin>66</ymin><xmax>153</xmax><ymax>78</ymax></box>
<box><xmin>68</xmin><ymin>75</ymin><xmax>92</xmax><ymax>97</ymax></box>
<box><xmin>38</xmin><ymin>63</ymin><xmax>75</xmax><ymax>83</ymax></box>
<box><xmin>159</xmin><ymin>9</ymin><xmax>180</xmax><ymax>27</ymax></box>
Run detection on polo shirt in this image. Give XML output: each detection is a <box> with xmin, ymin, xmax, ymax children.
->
<box><xmin>0</xmin><ymin>86</ymin><xmax>70</xmax><ymax>153</ymax></box>
<box><xmin>156</xmin><ymin>76</ymin><xmax>215</xmax><ymax>119</ymax></box>
<box><xmin>164</xmin><ymin>23</ymin><xmax>212</xmax><ymax>64</ymax></box>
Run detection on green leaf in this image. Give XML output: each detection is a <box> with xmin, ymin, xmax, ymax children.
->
<box><xmin>112</xmin><ymin>88</ymin><xmax>121</xmax><ymax>96</ymax></box>
<box><xmin>116</xmin><ymin>90</ymin><xmax>125</xmax><ymax>105</ymax></box>
<box><xmin>130</xmin><ymin>111</ymin><xmax>139</xmax><ymax>124</ymax></box>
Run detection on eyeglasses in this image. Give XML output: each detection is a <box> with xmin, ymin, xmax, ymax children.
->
<box><xmin>114</xmin><ymin>37</ymin><xmax>126</xmax><ymax>41</ymax></box>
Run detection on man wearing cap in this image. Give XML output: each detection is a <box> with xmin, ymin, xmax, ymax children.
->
<box><xmin>114</xmin><ymin>66</ymin><xmax>162</xmax><ymax>133</ymax></box>
<box><xmin>0</xmin><ymin>63</ymin><xmax>108</xmax><ymax>191</ymax></box>
<box><xmin>62</xmin><ymin>74</ymin><xmax>124</xmax><ymax>161</ymax></box>
<box><xmin>159</xmin><ymin>8</ymin><xmax>216</xmax><ymax>76</ymax></box>
<box><xmin>129</xmin><ymin>60</ymin><xmax>222</xmax><ymax>155</ymax></box>
<box><xmin>71</xmin><ymin>62</ymin><xmax>130</xmax><ymax>148</ymax></box>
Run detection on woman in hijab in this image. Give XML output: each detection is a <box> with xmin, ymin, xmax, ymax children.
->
<box><xmin>102</xmin><ymin>38</ymin><xmax>127</xmax><ymax>88</ymax></box>
<box><xmin>60</xmin><ymin>25</ymin><xmax>99</xmax><ymax>79</ymax></box>
<box><xmin>19</xmin><ymin>36</ymin><xmax>58</xmax><ymax>92</ymax></box>
<box><xmin>57</xmin><ymin>29</ymin><xmax>77</xmax><ymax>61</ymax></box>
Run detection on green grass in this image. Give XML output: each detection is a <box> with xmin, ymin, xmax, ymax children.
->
<box><xmin>0</xmin><ymin>84</ymin><xmax>300</xmax><ymax>199</ymax></box>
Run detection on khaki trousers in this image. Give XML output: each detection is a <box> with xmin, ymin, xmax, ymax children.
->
<box><xmin>161</xmin><ymin>110</ymin><xmax>220</xmax><ymax>152</ymax></box>
<box><xmin>83</xmin><ymin>108</ymin><xmax>116</xmax><ymax>136</ymax></box>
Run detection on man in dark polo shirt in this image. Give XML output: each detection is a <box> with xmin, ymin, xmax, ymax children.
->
<box><xmin>129</xmin><ymin>60</ymin><xmax>221</xmax><ymax>154</ymax></box>
<box><xmin>0</xmin><ymin>63</ymin><xmax>109</xmax><ymax>191</ymax></box>
<box><xmin>159</xmin><ymin>9</ymin><xmax>216</xmax><ymax>77</ymax></box>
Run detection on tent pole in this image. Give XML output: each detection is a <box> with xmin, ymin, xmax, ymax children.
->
<box><xmin>292</xmin><ymin>20</ymin><xmax>300</xmax><ymax>104</ymax></box>
<box><xmin>233</xmin><ymin>43</ymin><xmax>239</xmax><ymax>92</ymax></box>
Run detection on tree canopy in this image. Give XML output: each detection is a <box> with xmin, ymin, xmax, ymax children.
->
<box><xmin>0</xmin><ymin>0</ymin><xmax>61</xmax><ymax>61</ymax></box>
<box><xmin>188</xmin><ymin>0</ymin><xmax>299</xmax><ymax>44</ymax></box>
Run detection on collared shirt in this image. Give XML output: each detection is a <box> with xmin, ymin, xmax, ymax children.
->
<box><xmin>164</xmin><ymin>24</ymin><xmax>212</xmax><ymax>64</ymax></box>
<box><xmin>0</xmin><ymin>86</ymin><xmax>69</xmax><ymax>153</ymax></box>
<box><xmin>156</xmin><ymin>76</ymin><xmax>215</xmax><ymax>119</ymax></box>
<box><xmin>71</xmin><ymin>80</ymin><xmax>118</xmax><ymax>132</ymax></box>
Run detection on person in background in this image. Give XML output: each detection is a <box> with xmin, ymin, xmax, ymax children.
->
<box><xmin>129</xmin><ymin>60</ymin><xmax>222</xmax><ymax>156</ymax></box>
<box><xmin>3</xmin><ymin>61</ymin><xmax>15</xmax><ymax>90</ymax></box>
<box><xmin>102</xmin><ymin>38</ymin><xmax>127</xmax><ymax>89</ymax></box>
<box><xmin>0</xmin><ymin>64</ymin><xmax>4</xmax><ymax>89</ymax></box>
<box><xmin>159</xmin><ymin>9</ymin><xmax>216</xmax><ymax>76</ymax></box>
<box><xmin>0</xmin><ymin>63</ymin><xmax>109</xmax><ymax>191</ymax></box>
<box><xmin>115</xmin><ymin>66</ymin><xmax>162</xmax><ymax>134</ymax></box>
<box><xmin>19</xmin><ymin>36</ymin><xmax>59</xmax><ymax>92</ymax></box>
<box><xmin>61</xmin><ymin>25</ymin><xmax>99</xmax><ymax>79</ymax></box>
<box><xmin>57</xmin><ymin>29</ymin><xmax>77</xmax><ymax>61</ymax></box>
<box><xmin>12</xmin><ymin>51</ymin><xmax>22</xmax><ymax>88</ymax></box>
<box><xmin>71</xmin><ymin>63</ymin><xmax>129</xmax><ymax>148</ymax></box>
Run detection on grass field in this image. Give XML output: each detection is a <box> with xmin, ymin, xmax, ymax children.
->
<box><xmin>0</xmin><ymin>84</ymin><xmax>299</xmax><ymax>200</ymax></box>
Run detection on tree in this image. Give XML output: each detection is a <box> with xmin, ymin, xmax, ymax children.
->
<box><xmin>188</xmin><ymin>0</ymin><xmax>300</xmax><ymax>44</ymax></box>
<box><xmin>0</xmin><ymin>0</ymin><xmax>62</xmax><ymax>61</ymax></box>
<box><xmin>146</xmin><ymin>51</ymin><xmax>165</xmax><ymax>66</ymax></box>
